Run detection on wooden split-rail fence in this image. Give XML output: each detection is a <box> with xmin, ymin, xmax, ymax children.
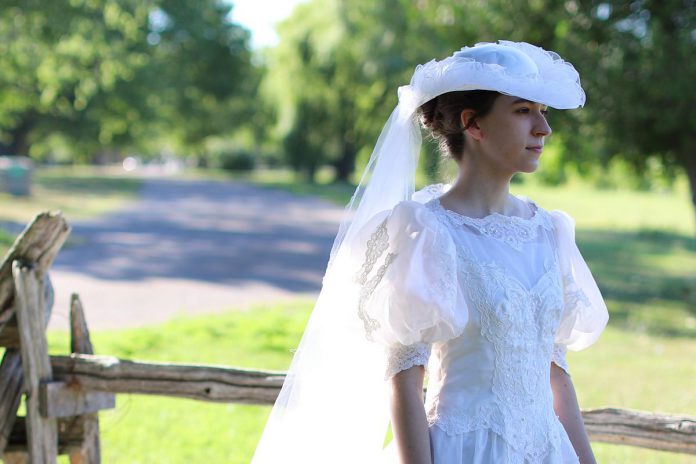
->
<box><xmin>0</xmin><ymin>212</ymin><xmax>694</xmax><ymax>463</ymax></box>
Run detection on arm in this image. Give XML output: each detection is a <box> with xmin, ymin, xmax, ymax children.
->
<box><xmin>390</xmin><ymin>365</ymin><xmax>432</xmax><ymax>464</ymax></box>
<box><xmin>550</xmin><ymin>362</ymin><xmax>597</xmax><ymax>464</ymax></box>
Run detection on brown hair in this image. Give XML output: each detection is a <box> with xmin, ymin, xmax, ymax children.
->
<box><xmin>418</xmin><ymin>90</ymin><xmax>500</xmax><ymax>161</ymax></box>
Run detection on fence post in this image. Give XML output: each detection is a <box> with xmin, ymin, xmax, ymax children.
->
<box><xmin>68</xmin><ymin>294</ymin><xmax>102</xmax><ymax>464</ymax></box>
<box><xmin>13</xmin><ymin>260</ymin><xmax>58</xmax><ymax>463</ymax></box>
<box><xmin>0</xmin><ymin>349</ymin><xmax>23</xmax><ymax>453</ymax></box>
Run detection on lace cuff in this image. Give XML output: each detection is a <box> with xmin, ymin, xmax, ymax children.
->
<box><xmin>551</xmin><ymin>343</ymin><xmax>570</xmax><ymax>375</ymax></box>
<box><xmin>384</xmin><ymin>342</ymin><xmax>431</xmax><ymax>380</ymax></box>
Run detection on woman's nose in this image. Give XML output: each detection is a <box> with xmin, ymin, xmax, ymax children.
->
<box><xmin>534</xmin><ymin>114</ymin><xmax>552</xmax><ymax>137</ymax></box>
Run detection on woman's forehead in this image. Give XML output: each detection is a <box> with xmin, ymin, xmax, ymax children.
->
<box><xmin>498</xmin><ymin>95</ymin><xmax>548</xmax><ymax>107</ymax></box>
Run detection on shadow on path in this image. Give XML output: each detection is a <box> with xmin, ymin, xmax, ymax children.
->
<box><xmin>53</xmin><ymin>178</ymin><xmax>344</xmax><ymax>293</ymax></box>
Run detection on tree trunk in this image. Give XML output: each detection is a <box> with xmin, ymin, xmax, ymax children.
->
<box><xmin>679</xmin><ymin>150</ymin><xmax>696</xmax><ymax>236</ymax></box>
<box><xmin>0</xmin><ymin>114</ymin><xmax>35</xmax><ymax>157</ymax></box>
<box><xmin>334</xmin><ymin>139</ymin><xmax>356</xmax><ymax>183</ymax></box>
<box><xmin>304</xmin><ymin>162</ymin><xmax>317</xmax><ymax>184</ymax></box>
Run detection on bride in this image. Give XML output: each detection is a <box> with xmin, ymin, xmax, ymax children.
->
<box><xmin>252</xmin><ymin>40</ymin><xmax>608</xmax><ymax>464</ymax></box>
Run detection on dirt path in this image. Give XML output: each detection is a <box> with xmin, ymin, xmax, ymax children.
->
<box><xmin>48</xmin><ymin>178</ymin><xmax>344</xmax><ymax>330</ymax></box>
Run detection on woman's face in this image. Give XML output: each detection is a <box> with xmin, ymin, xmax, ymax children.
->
<box><xmin>466</xmin><ymin>94</ymin><xmax>552</xmax><ymax>174</ymax></box>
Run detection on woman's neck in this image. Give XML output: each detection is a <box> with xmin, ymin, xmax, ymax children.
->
<box><xmin>440</xmin><ymin>152</ymin><xmax>517</xmax><ymax>218</ymax></box>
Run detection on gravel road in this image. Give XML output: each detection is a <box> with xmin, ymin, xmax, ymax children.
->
<box><xmin>47</xmin><ymin>178</ymin><xmax>345</xmax><ymax>330</ymax></box>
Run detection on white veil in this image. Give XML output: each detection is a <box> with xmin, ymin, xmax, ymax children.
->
<box><xmin>251</xmin><ymin>40</ymin><xmax>586</xmax><ymax>463</ymax></box>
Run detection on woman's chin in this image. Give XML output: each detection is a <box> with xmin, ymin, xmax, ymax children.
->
<box><xmin>518</xmin><ymin>161</ymin><xmax>540</xmax><ymax>174</ymax></box>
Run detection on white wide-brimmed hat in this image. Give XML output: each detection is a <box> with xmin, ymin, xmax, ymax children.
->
<box><xmin>398</xmin><ymin>40</ymin><xmax>586</xmax><ymax>115</ymax></box>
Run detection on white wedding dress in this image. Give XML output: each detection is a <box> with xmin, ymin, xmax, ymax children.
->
<box><xmin>353</xmin><ymin>184</ymin><xmax>608</xmax><ymax>464</ymax></box>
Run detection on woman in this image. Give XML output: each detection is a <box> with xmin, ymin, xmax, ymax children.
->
<box><xmin>252</xmin><ymin>40</ymin><xmax>608</xmax><ymax>464</ymax></box>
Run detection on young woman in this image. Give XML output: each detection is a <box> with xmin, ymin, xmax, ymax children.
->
<box><xmin>252</xmin><ymin>40</ymin><xmax>608</xmax><ymax>464</ymax></box>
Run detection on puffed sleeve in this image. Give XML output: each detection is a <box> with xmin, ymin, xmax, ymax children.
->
<box><xmin>550</xmin><ymin>210</ymin><xmax>609</xmax><ymax>366</ymax></box>
<box><xmin>352</xmin><ymin>201</ymin><xmax>469</xmax><ymax>378</ymax></box>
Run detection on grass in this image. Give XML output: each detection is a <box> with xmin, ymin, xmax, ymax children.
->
<box><xmin>39</xmin><ymin>300</ymin><xmax>696</xmax><ymax>464</ymax></box>
<box><xmin>0</xmin><ymin>228</ymin><xmax>14</xmax><ymax>249</ymax></box>
<box><xmin>44</xmin><ymin>302</ymin><xmax>313</xmax><ymax>464</ymax></box>
<box><xmin>0</xmin><ymin>165</ymin><xmax>143</xmax><ymax>257</ymax></box>
<box><xmin>0</xmin><ymin>165</ymin><xmax>142</xmax><ymax>225</ymax></box>
<box><xmin>514</xmin><ymin>180</ymin><xmax>696</xmax><ymax>341</ymax></box>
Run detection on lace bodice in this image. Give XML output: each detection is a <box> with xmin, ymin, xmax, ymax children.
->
<box><xmin>353</xmin><ymin>187</ymin><xmax>608</xmax><ymax>463</ymax></box>
<box><xmin>422</xmin><ymin>198</ymin><xmax>566</xmax><ymax>460</ymax></box>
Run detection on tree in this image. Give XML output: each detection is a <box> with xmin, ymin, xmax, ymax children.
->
<box><xmin>0</xmin><ymin>0</ymin><xmax>154</xmax><ymax>157</ymax></box>
<box><xmin>0</xmin><ymin>0</ymin><xmax>257</xmax><ymax>161</ymax></box>
<box><xmin>570</xmin><ymin>0</ymin><xmax>696</xmax><ymax>220</ymax></box>
<box><xmin>264</xmin><ymin>0</ymin><xmax>452</xmax><ymax>183</ymax></box>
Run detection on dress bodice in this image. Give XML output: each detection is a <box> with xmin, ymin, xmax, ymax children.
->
<box><xmin>352</xmin><ymin>184</ymin><xmax>608</xmax><ymax>463</ymax></box>
<box><xmin>421</xmin><ymin>198</ymin><xmax>566</xmax><ymax>461</ymax></box>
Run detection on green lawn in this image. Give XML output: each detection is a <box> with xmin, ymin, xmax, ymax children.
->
<box><xmin>0</xmin><ymin>165</ymin><xmax>142</xmax><ymax>225</ymax></box>
<box><xmin>0</xmin><ymin>165</ymin><xmax>143</xmax><ymax>257</ymax></box>
<box><xmin>45</xmin><ymin>302</ymin><xmax>313</xmax><ymax>464</ymax></box>
<box><xmin>0</xmin><ymin>229</ymin><xmax>14</xmax><ymax>250</ymax></box>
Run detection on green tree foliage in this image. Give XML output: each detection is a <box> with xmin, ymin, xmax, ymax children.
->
<box><xmin>0</xmin><ymin>0</ymin><xmax>151</xmax><ymax>156</ymax></box>
<box><xmin>146</xmin><ymin>0</ymin><xmax>255</xmax><ymax>157</ymax></box>
<box><xmin>0</xmin><ymin>0</ymin><xmax>256</xmax><ymax>161</ymax></box>
<box><xmin>569</xmin><ymin>1</ymin><xmax>696</xmax><ymax>212</ymax></box>
<box><xmin>267</xmin><ymin>0</ymin><xmax>696</xmax><ymax>221</ymax></box>
<box><xmin>264</xmin><ymin>0</ymin><xmax>447</xmax><ymax>183</ymax></box>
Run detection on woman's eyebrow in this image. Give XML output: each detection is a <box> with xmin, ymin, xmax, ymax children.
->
<box><xmin>511</xmin><ymin>98</ymin><xmax>548</xmax><ymax>109</ymax></box>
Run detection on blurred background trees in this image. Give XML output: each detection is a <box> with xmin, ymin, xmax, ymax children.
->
<box><xmin>0</xmin><ymin>0</ymin><xmax>255</xmax><ymax>164</ymax></box>
<box><xmin>0</xmin><ymin>0</ymin><xmax>694</xmax><ymax>217</ymax></box>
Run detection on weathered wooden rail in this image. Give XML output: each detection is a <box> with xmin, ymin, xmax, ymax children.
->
<box><xmin>49</xmin><ymin>354</ymin><xmax>285</xmax><ymax>404</ymax></box>
<box><xmin>42</xmin><ymin>353</ymin><xmax>696</xmax><ymax>456</ymax></box>
<box><xmin>0</xmin><ymin>211</ymin><xmax>694</xmax><ymax>462</ymax></box>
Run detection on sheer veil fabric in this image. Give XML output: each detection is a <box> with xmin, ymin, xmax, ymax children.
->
<box><xmin>252</xmin><ymin>41</ymin><xmax>589</xmax><ymax>463</ymax></box>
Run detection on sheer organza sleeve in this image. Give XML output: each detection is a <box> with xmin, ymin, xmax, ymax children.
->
<box><xmin>550</xmin><ymin>210</ymin><xmax>609</xmax><ymax>357</ymax></box>
<box><xmin>352</xmin><ymin>200</ymin><xmax>469</xmax><ymax>378</ymax></box>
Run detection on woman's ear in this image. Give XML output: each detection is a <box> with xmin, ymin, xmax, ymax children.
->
<box><xmin>460</xmin><ymin>109</ymin><xmax>483</xmax><ymax>141</ymax></box>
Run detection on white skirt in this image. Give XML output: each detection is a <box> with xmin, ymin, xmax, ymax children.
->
<box><xmin>382</xmin><ymin>425</ymin><xmax>580</xmax><ymax>464</ymax></box>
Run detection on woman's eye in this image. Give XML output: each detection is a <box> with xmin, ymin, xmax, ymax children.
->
<box><xmin>516</xmin><ymin>108</ymin><xmax>530</xmax><ymax>113</ymax></box>
<box><xmin>541</xmin><ymin>109</ymin><xmax>549</xmax><ymax>116</ymax></box>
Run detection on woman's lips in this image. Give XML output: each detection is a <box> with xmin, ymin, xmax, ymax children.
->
<box><xmin>526</xmin><ymin>146</ymin><xmax>543</xmax><ymax>154</ymax></box>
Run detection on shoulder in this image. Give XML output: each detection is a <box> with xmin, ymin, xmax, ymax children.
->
<box><xmin>352</xmin><ymin>199</ymin><xmax>444</xmax><ymax>251</ymax></box>
<box><xmin>379</xmin><ymin>200</ymin><xmax>446</xmax><ymax>246</ymax></box>
<box><xmin>373</xmin><ymin>182</ymin><xmax>453</xmax><ymax>234</ymax></box>
<box><xmin>515</xmin><ymin>195</ymin><xmax>576</xmax><ymax>232</ymax></box>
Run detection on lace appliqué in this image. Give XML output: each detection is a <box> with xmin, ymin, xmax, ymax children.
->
<box><xmin>354</xmin><ymin>218</ymin><xmax>396</xmax><ymax>339</ymax></box>
<box><xmin>384</xmin><ymin>342</ymin><xmax>431</xmax><ymax>380</ymax></box>
<box><xmin>552</xmin><ymin>343</ymin><xmax>570</xmax><ymax>375</ymax></box>
<box><xmin>562</xmin><ymin>272</ymin><xmax>592</xmax><ymax>311</ymax></box>
<box><xmin>427</xmin><ymin>250</ymin><xmax>565</xmax><ymax>462</ymax></box>
<box><xmin>412</xmin><ymin>183</ymin><xmax>449</xmax><ymax>204</ymax></box>
<box><xmin>429</xmin><ymin>198</ymin><xmax>554</xmax><ymax>251</ymax></box>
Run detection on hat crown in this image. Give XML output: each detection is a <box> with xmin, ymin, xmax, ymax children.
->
<box><xmin>397</xmin><ymin>40</ymin><xmax>585</xmax><ymax>114</ymax></box>
<box><xmin>454</xmin><ymin>43</ymin><xmax>539</xmax><ymax>77</ymax></box>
